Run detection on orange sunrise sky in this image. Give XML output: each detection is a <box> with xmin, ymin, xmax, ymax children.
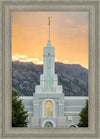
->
<box><xmin>12</xmin><ymin>12</ymin><xmax>88</xmax><ymax>69</ymax></box>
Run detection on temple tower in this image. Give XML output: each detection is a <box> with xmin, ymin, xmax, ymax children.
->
<box><xmin>35</xmin><ymin>16</ymin><xmax>62</xmax><ymax>94</ymax></box>
<box><xmin>29</xmin><ymin>17</ymin><xmax>65</xmax><ymax>128</ymax></box>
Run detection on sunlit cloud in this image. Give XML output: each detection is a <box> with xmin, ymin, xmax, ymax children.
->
<box><xmin>12</xmin><ymin>55</ymin><xmax>27</xmax><ymax>60</ymax></box>
<box><xmin>55</xmin><ymin>58</ymin><xmax>58</xmax><ymax>61</ymax></box>
<box><xmin>12</xmin><ymin>54</ymin><xmax>88</xmax><ymax>68</ymax></box>
<box><xmin>26</xmin><ymin>58</ymin><xmax>39</xmax><ymax>62</ymax></box>
<box><xmin>12</xmin><ymin>54</ymin><xmax>43</xmax><ymax>64</ymax></box>
<box><xmin>38</xmin><ymin>61</ymin><xmax>43</xmax><ymax>64</ymax></box>
<box><xmin>55</xmin><ymin>58</ymin><xmax>62</xmax><ymax>63</ymax></box>
<box><xmin>18</xmin><ymin>55</ymin><xmax>27</xmax><ymax>58</ymax></box>
<box><xmin>19</xmin><ymin>59</ymin><xmax>26</xmax><ymax>62</ymax></box>
<box><xmin>55</xmin><ymin>58</ymin><xmax>69</xmax><ymax>64</ymax></box>
<box><xmin>64</xmin><ymin>60</ymin><xmax>69</xmax><ymax>63</ymax></box>
<box><xmin>12</xmin><ymin>56</ymin><xmax>19</xmax><ymax>60</ymax></box>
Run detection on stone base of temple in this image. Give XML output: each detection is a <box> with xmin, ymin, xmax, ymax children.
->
<box><xmin>19</xmin><ymin>96</ymin><xmax>88</xmax><ymax>128</ymax></box>
<box><xmin>28</xmin><ymin>117</ymin><xmax>66</xmax><ymax>128</ymax></box>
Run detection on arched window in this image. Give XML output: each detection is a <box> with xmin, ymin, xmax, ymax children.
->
<box><xmin>44</xmin><ymin>122</ymin><xmax>53</xmax><ymax>128</ymax></box>
<box><xmin>45</xmin><ymin>101</ymin><xmax>53</xmax><ymax>117</ymax></box>
<box><xmin>69</xmin><ymin>125</ymin><xmax>77</xmax><ymax>128</ymax></box>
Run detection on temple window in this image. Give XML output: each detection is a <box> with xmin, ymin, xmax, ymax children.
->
<box><xmin>45</xmin><ymin>101</ymin><xmax>53</xmax><ymax>117</ymax></box>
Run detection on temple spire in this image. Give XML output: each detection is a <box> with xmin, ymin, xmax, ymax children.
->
<box><xmin>48</xmin><ymin>16</ymin><xmax>50</xmax><ymax>41</ymax></box>
<box><xmin>47</xmin><ymin>16</ymin><xmax>51</xmax><ymax>47</ymax></box>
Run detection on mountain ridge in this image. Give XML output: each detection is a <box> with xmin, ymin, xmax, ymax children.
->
<box><xmin>12</xmin><ymin>61</ymin><xmax>88</xmax><ymax>96</ymax></box>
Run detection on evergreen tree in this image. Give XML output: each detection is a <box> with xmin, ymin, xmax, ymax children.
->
<box><xmin>12</xmin><ymin>91</ymin><xmax>28</xmax><ymax>127</ymax></box>
<box><xmin>77</xmin><ymin>100</ymin><xmax>88</xmax><ymax>127</ymax></box>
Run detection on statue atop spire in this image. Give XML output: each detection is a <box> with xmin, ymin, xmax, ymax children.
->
<box><xmin>48</xmin><ymin>16</ymin><xmax>50</xmax><ymax>25</ymax></box>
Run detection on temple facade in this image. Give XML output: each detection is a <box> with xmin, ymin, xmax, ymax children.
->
<box><xmin>19</xmin><ymin>17</ymin><xmax>88</xmax><ymax>128</ymax></box>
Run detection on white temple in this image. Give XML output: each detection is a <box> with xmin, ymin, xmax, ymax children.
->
<box><xmin>19</xmin><ymin>17</ymin><xmax>88</xmax><ymax>128</ymax></box>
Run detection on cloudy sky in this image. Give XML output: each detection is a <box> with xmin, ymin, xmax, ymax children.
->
<box><xmin>12</xmin><ymin>12</ymin><xmax>88</xmax><ymax>69</ymax></box>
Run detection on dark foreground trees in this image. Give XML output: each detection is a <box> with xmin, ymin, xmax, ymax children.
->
<box><xmin>12</xmin><ymin>91</ymin><xmax>28</xmax><ymax>127</ymax></box>
<box><xmin>77</xmin><ymin>100</ymin><xmax>88</xmax><ymax>127</ymax></box>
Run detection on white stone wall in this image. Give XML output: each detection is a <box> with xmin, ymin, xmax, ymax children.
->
<box><xmin>19</xmin><ymin>96</ymin><xmax>88</xmax><ymax>128</ymax></box>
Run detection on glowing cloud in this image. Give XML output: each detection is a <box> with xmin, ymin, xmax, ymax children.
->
<box><xmin>12</xmin><ymin>54</ymin><xmax>43</xmax><ymax>64</ymax></box>
<box><xmin>64</xmin><ymin>60</ymin><xmax>69</xmax><ymax>63</ymax></box>
<box><xmin>18</xmin><ymin>55</ymin><xmax>27</xmax><ymax>58</ymax></box>
<box><xmin>19</xmin><ymin>59</ymin><xmax>26</xmax><ymax>62</ymax></box>
<box><xmin>12</xmin><ymin>55</ymin><xmax>27</xmax><ymax>60</ymax></box>
<box><xmin>12</xmin><ymin>56</ymin><xmax>19</xmax><ymax>60</ymax></box>
<box><xmin>38</xmin><ymin>61</ymin><xmax>43</xmax><ymax>64</ymax></box>
<box><xmin>26</xmin><ymin>58</ymin><xmax>39</xmax><ymax>62</ymax></box>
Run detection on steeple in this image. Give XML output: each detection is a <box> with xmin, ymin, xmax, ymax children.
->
<box><xmin>47</xmin><ymin>16</ymin><xmax>51</xmax><ymax>46</ymax></box>
<box><xmin>35</xmin><ymin>16</ymin><xmax>63</xmax><ymax>94</ymax></box>
<box><xmin>48</xmin><ymin>16</ymin><xmax>50</xmax><ymax>41</ymax></box>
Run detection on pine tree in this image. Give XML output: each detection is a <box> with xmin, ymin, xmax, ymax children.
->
<box><xmin>77</xmin><ymin>100</ymin><xmax>88</xmax><ymax>127</ymax></box>
<box><xmin>12</xmin><ymin>91</ymin><xmax>28</xmax><ymax>127</ymax></box>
